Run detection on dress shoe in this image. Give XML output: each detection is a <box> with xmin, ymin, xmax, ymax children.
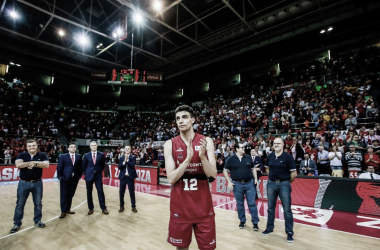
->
<box><xmin>132</xmin><ymin>207</ymin><xmax>138</xmax><ymax>213</ymax></box>
<box><xmin>59</xmin><ymin>212</ymin><xmax>66</xmax><ymax>219</ymax></box>
<box><xmin>119</xmin><ymin>207</ymin><xmax>125</xmax><ymax>213</ymax></box>
<box><xmin>88</xmin><ymin>210</ymin><xmax>94</xmax><ymax>215</ymax></box>
<box><xmin>66</xmin><ymin>210</ymin><xmax>75</xmax><ymax>214</ymax></box>
<box><xmin>102</xmin><ymin>209</ymin><xmax>109</xmax><ymax>215</ymax></box>
<box><xmin>10</xmin><ymin>225</ymin><xmax>20</xmax><ymax>233</ymax></box>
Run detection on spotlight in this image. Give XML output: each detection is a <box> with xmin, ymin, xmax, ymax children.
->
<box><xmin>78</xmin><ymin>35</ymin><xmax>89</xmax><ymax>45</ymax></box>
<box><xmin>58</xmin><ymin>29</ymin><xmax>65</xmax><ymax>36</ymax></box>
<box><xmin>112</xmin><ymin>32</ymin><xmax>117</xmax><ymax>38</ymax></box>
<box><xmin>134</xmin><ymin>13</ymin><xmax>143</xmax><ymax>24</ymax></box>
<box><xmin>116</xmin><ymin>28</ymin><xmax>122</xmax><ymax>35</ymax></box>
<box><xmin>320</xmin><ymin>29</ymin><xmax>326</xmax><ymax>34</ymax></box>
<box><xmin>10</xmin><ymin>10</ymin><xmax>18</xmax><ymax>18</ymax></box>
<box><xmin>96</xmin><ymin>43</ymin><xmax>103</xmax><ymax>49</ymax></box>
<box><xmin>16</xmin><ymin>64</ymin><xmax>21</xmax><ymax>67</ymax></box>
<box><xmin>10</xmin><ymin>62</ymin><xmax>15</xmax><ymax>65</ymax></box>
<box><xmin>153</xmin><ymin>1</ymin><xmax>162</xmax><ymax>11</ymax></box>
<box><xmin>328</xmin><ymin>27</ymin><xmax>333</xmax><ymax>31</ymax></box>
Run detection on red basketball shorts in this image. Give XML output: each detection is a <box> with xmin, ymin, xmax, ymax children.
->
<box><xmin>167</xmin><ymin>219</ymin><xmax>216</xmax><ymax>250</ymax></box>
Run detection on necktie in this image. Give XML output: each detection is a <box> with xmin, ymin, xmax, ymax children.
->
<box><xmin>370</xmin><ymin>174</ymin><xmax>374</xmax><ymax>179</ymax></box>
<box><xmin>71</xmin><ymin>155</ymin><xmax>74</xmax><ymax>164</ymax></box>
<box><xmin>93</xmin><ymin>153</ymin><xmax>96</xmax><ymax>165</ymax></box>
<box><xmin>306</xmin><ymin>160</ymin><xmax>308</xmax><ymax>168</ymax></box>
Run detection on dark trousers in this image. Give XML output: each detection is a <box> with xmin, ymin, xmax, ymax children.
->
<box><xmin>86</xmin><ymin>179</ymin><xmax>106</xmax><ymax>210</ymax></box>
<box><xmin>119</xmin><ymin>176</ymin><xmax>136</xmax><ymax>208</ymax></box>
<box><xmin>13</xmin><ymin>180</ymin><xmax>43</xmax><ymax>226</ymax></box>
<box><xmin>60</xmin><ymin>178</ymin><xmax>79</xmax><ymax>212</ymax></box>
<box><xmin>318</xmin><ymin>163</ymin><xmax>330</xmax><ymax>175</ymax></box>
<box><xmin>266</xmin><ymin>180</ymin><xmax>293</xmax><ymax>234</ymax></box>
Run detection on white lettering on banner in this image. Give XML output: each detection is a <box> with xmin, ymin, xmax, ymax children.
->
<box><xmin>115</xmin><ymin>169</ymin><xmax>120</xmax><ymax>178</ymax></box>
<box><xmin>357</xmin><ymin>216</ymin><xmax>380</xmax><ymax>229</ymax></box>
<box><xmin>136</xmin><ymin>170</ymin><xmax>151</xmax><ymax>183</ymax></box>
<box><xmin>13</xmin><ymin>168</ymin><xmax>19</xmax><ymax>179</ymax></box>
<box><xmin>54</xmin><ymin>170</ymin><xmax>57</xmax><ymax>178</ymax></box>
<box><xmin>216</xmin><ymin>176</ymin><xmax>232</xmax><ymax>194</ymax></box>
<box><xmin>1</xmin><ymin>168</ymin><xmax>13</xmax><ymax>180</ymax></box>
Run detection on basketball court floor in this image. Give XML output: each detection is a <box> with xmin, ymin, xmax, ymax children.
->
<box><xmin>0</xmin><ymin>178</ymin><xmax>379</xmax><ymax>249</ymax></box>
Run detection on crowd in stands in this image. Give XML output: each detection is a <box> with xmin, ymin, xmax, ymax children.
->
<box><xmin>1</xmin><ymin>46</ymin><xmax>380</xmax><ymax>179</ymax></box>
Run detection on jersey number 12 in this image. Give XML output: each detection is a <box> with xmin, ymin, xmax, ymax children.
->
<box><xmin>183</xmin><ymin>178</ymin><xmax>198</xmax><ymax>191</ymax></box>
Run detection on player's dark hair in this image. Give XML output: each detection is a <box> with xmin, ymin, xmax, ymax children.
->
<box><xmin>68</xmin><ymin>142</ymin><xmax>76</xmax><ymax>147</ymax></box>
<box><xmin>175</xmin><ymin>105</ymin><xmax>194</xmax><ymax>118</ymax></box>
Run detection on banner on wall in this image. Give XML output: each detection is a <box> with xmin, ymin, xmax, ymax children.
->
<box><xmin>0</xmin><ymin>164</ymin><xmax>58</xmax><ymax>181</ymax></box>
<box><xmin>212</xmin><ymin>173</ymin><xmax>380</xmax><ymax>217</ymax></box>
<box><xmin>108</xmin><ymin>164</ymin><xmax>158</xmax><ymax>185</ymax></box>
<box><xmin>109</xmin><ymin>140</ymin><xmax>124</xmax><ymax>146</ymax></box>
<box><xmin>152</xmin><ymin>141</ymin><xmax>165</xmax><ymax>148</ymax></box>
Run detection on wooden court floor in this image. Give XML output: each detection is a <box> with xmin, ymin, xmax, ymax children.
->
<box><xmin>0</xmin><ymin>180</ymin><xmax>379</xmax><ymax>250</ymax></box>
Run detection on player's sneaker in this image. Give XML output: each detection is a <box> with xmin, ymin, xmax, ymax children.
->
<box><xmin>239</xmin><ymin>222</ymin><xmax>246</xmax><ymax>229</ymax></box>
<box><xmin>253</xmin><ymin>224</ymin><xmax>259</xmax><ymax>231</ymax></box>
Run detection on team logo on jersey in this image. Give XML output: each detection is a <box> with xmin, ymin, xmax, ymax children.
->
<box><xmin>178</xmin><ymin>153</ymin><xmax>183</xmax><ymax>160</ymax></box>
<box><xmin>176</xmin><ymin>148</ymin><xmax>184</xmax><ymax>152</ymax></box>
<box><xmin>209</xmin><ymin>239</ymin><xmax>216</xmax><ymax>245</ymax></box>
<box><xmin>195</xmin><ymin>146</ymin><xmax>200</xmax><ymax>151</ymax></box>
<box><xmin>174</xmin><ymin>214</ymin><xmax>179</xmax><ymax>218</ymax></box>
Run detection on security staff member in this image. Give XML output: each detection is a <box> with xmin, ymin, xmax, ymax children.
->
<box><xmin>10</xmin><ymin>140</ymin><xmax>50</xmax><ymax>233</ymax></box>
<box><xmin>223</xmin><ymin>142</ymin><xmax>259</xmax><ymax>231</ymax></box>
<box><xmin>262</xmin><ymin>138</ymin><xmax>297</xmax><ymax>243</ymax></box>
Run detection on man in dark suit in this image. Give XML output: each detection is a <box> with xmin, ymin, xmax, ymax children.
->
<box><xmin>300</xmin><ymin>153</ymin><xmax>317</xmax><ymax>175</ymax></box>
<box><xmin>82</xmin><ymin>140</ymin><xmax>108</xmax><ymax>215</ymax></box>
<box><xmin>118</xmin><ymin>145</ymin><xmax>138</xmax><ymax>213</ymax></box>
<box><xmin>57</xmin><ymin>142</ymin><xmax>82</xmax><ymax>218</ymax></box>
<box><xmin>250</xmin><ymin>149</ymin><xmax>264</xmax><ymax>178</ymax></box>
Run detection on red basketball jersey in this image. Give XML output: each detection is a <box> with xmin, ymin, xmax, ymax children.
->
<box><xmin>170</xmin><ymin>133</ymin><xmax>215</xmax><ymax>223</ymax></box>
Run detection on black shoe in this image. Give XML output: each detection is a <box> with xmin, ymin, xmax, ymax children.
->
<box><xmin>253</xmin><ymin>224</ymin><xmax>259</xmax><ymax>231</ymax></box>
<box><xmin>10</xmin><ymin>225</ymin><xmax>20</xmax><ymax>233</ymax></box>
<box><xmin>262</xmin><ymin>229</ymin><xmax>273</xmax><ymax>236</ymax></box>
<box><xmin>34</xmin><ymin>221</ymin><xmax>45</xmax><ymax>228</ymax></box>
<box><xmin>287</xmin><ymin>233</ymin><xmax>294</xmax><ymax>243</ymax></box>
<box><xmin>239</xmin><ymin>222</ymin><xmax>246</xmax><ymax>229</ymax></box>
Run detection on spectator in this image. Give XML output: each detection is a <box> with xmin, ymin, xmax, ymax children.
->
<box><xmin>4</xmin><ymin>146</ymin><xmax>13</xmax><ymax>164</ymax></box>
<box><xmin>345</xmin><ymin>114</ymin><xmax>357</xmax><ymax>129</ymax></box>
<box><xmin>362</xmin><ymin>129</ymin><xmax>380</xmax><ymax>146</ymax></box>
<box><xmin>317</xmin><ymin>145</ymin><xmax>330</xmax><ymax>175</ymax></box>
<box><xmin>346</xmin><ymin>134</ymin><xmax>366</xmax><ymax>156</ymax></box>
<box><xmin>319</xmin><ymin>137</ymin><xmax>330</xmax><ymax>151</ymax></box>
<box><xmin>329</xmin><ymin>145</ymin><xmax>343</xmax><ymax>177</ymax></box>
<box><xmin>299</xmin><ymin>153</ymin><xmax>317</xmax><ymax>175</ymax></box>
<box><xmin>364</xmin><ymin>147</ymin><xmax>380</xmax><ymax>174</ymax></box>
<box><xmin>345</xmin><ymin>144</ymin><xmax>363</xmax><ymax>176</ymax></box>
<box><xmin>311</xmin><ymin>134</ymin><xmax>321</xmax><ymax>149</ymax></box>
<box><xmin>358</xmin><ymin>166</ymin><xmax>380</xmax><ymax>179</ymax></box>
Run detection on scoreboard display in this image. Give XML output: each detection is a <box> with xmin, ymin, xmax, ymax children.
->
<box><xmin>112</xmin><ymin>69</ymin><xmax>146</xmax><ymax>83</ymax></box>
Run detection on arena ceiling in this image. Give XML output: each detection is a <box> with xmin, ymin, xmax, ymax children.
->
<box><xmin>0</xmin><ymin>0</ymin><xmax>379</xmax><ymax>85</ymax></box>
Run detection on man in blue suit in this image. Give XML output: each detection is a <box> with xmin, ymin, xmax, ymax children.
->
<box><xmin>118</xmin><ymin>145</ymin><xmax>138</xmax><ymax>213</ymax></box>
<box><xmin>250</xmin><ymin>149</ymin><xmax>264</xmax><ymax>178</ymax></box>
<box><xmin>82</xmin><ymin>140</ymin><xmax>108</xmax><ymax>215</ymax></box>
<box><xmin>57</xmin><ymin>142</ymin><xmax>82</xmax><ymax>218</ymax></box>
<box><xmin>251</xmin><ymin>149</ymin><xmax>264</xmax><ymax>200</ymax></box>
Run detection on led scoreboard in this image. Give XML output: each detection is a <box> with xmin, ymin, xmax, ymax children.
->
<box><xmin>112</xmin><ymin>69</ymin><xmax>146</xmax><ymax>84</ymax></box>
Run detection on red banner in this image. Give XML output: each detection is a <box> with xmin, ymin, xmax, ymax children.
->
<box><xmin>0</xmin><ymin>164</ymin><xmax>58</xmax><ymax>181</ymax></box>
<box><xmin>108</xmin><ymin>164</ymin><xmax>158</xmax><ymax>185</ymax></box>
<box><xmin>212</xmin><ymin>174</ymin><xmax>319</xmax><ymax>207</ymax></box>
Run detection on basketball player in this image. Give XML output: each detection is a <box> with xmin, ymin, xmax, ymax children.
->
<box><xmin>164</xmin><ymin>105</ymin><xmax>217</xmax><ymax>250</ymax></box>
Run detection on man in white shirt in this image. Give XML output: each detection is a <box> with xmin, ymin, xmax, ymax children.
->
<box><xmin>359</xmin><ymin>166</ymin><xmax>380</xmax><ymax>180</ymax></box>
